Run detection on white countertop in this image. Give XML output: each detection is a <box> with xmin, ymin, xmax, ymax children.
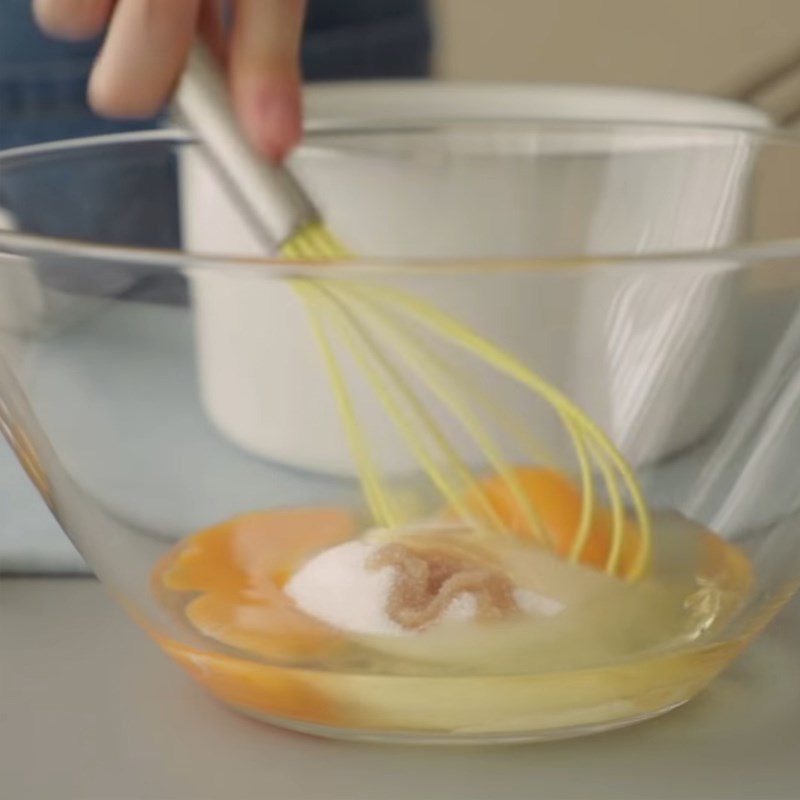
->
<box><xmin>2</xmin><ymin>578</ymin><xmax>799</xmax><ymax>800</ymax></box>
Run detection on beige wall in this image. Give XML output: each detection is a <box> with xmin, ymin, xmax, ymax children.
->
<box><xmin>433</xmin><ymin>0</ymin><xmax>800</xmax><ymax>99</ymax></box>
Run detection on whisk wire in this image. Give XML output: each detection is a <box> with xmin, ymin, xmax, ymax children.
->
<box><xmin>285</xmin><ymin>228</ymin><xmax>651</xmax><ymax>580</ymax></box>
<box><xmin>340</xmin><ymin>285</ymin><xmax>553</xmax><ymax>547</ymax></box>
<box><xmin>343</xmin><ymin>283</ymin><xmax>559</xmax><ymax>468</ymax></box>
<box><xmin>336</xmin><ymin>281</ymin><xmax>652</xmax><ymax>579</ymax></box>
<box><xmin>293</xmin><ymin>281</ymin><xmax>403</xmax><ymax>527</ymax></box>
<box><xmin>315</xmin><ymin>283</ymin><xmax>503</xmax><ymax>531</ymax></box>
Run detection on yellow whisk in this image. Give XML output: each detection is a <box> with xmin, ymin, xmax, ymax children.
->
<box><xmin>283</xmin><ymin>224</ymin><xmax>651</xmax><ymax>581</ymax></box>
<box><xmin>177</xmin><ymin>46</ymin><xmax>652</xmax><ymax>580</ymax></box>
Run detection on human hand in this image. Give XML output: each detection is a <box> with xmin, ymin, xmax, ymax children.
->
<box><xmin>33</xmin><ymin>0</ymin><xmax>306</xmax><ymax>161</ymax></box>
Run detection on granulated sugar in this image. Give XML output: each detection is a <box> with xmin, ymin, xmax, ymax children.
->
<box><xmin>285</xmin><ymin>540</ymin><xmax>407</xmax><ymax>636</ymax></box>
<box><xmin>284</xmin><ymin>538</ymin><xmax>565</xmax><ymax>636</ymax></box>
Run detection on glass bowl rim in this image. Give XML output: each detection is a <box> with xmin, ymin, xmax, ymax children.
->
<box><xmin>3</xmin><ymin>121</ymin><xmax>800</xmax><ymax>277</ymax></box>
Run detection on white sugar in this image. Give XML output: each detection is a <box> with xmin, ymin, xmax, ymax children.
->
<box><xmin>440</xmin><ymin>592</ymin><xmax>478</xmax><ymax>622</ymax></box>
<box><xmin>285</xmin><ymin>539</ymin><xmax>566</xmax><ymax>637</ymax></box>
<box><xmin>515</xmin><ymin>588</ymin><xmax>565</xmax><ymax>617</ymax></box>
<box><xmin>285</xmin><ymin>540</ymin><xmax>408</xmax><ymax>636</ymax></box>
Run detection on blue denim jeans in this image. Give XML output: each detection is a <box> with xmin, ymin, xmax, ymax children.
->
<box><xmin>0</xmin><ymin>0</ymin><xmax>432</xmax><ymax>301</ymax></box>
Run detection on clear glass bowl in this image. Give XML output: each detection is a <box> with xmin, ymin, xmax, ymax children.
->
<box><xmin>1</xmin><ymin>120</ymin><xmax>800</xmax><ymax>744</ymax></box>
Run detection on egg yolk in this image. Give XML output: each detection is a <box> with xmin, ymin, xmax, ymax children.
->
<box><xmin>465</xmin><ymin>467</ymin><xmax>642</xmax><ymax>575</ymax></box>
<box><xmin>153</xmin><ymin>508</ymin><xmax>354</xmax><ymax>662</ymax></box>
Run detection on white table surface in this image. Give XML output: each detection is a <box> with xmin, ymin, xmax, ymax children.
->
<box><xmin>2</xmin><ymin>577</ymin><xmax>799</xmax><ymax>800</ymax></box>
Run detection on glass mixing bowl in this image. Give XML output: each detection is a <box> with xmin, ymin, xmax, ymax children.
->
<box><xmin>1</xmin><ymin>120</ymin><xmax>800</xmax><ymax>744</ymax></box>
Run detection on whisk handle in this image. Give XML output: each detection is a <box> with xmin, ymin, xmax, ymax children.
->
<box><xmin>174</xmin><ymin>45</ymin><xmax>320</xmax><ymax>250</ymax></box>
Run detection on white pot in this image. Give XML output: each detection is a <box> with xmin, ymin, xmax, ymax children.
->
<box><xmin>183</xmin><ymin>83</ymin><xmax>770</xmax><ymax>476</ymax></box>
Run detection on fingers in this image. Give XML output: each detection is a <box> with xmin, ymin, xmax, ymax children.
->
<box><xmin>229</xmin><ymin>0</ymin><xmax>306</xmax><ymax>162</ymax></box>
<box><xmin>88</xmin><ymin>0</ymin><xmax>202</xmax><ymax>118</ymax></box>
<box><xmin>33</xmin><ymin>0</ymin><xmax>114</xmax><ymax>41</ymax></box>
<box><xmin>198</xmin><ymin>0</ymin><xmax>229</xmax><ymax>66</ymax></box>
<box><xmin>35</xmin><ymin>0</ymin><xmax>307</xmax><ymax>161</ymax></box>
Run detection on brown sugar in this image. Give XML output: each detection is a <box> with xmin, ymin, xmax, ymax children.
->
<box><xmin>367</xmin><ymin>541</ymin><xmax>519</xmax><ymax>630</ymax></box>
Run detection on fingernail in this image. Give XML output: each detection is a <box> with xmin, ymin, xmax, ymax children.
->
<box><xmin>240</xmin><ymin>85</ymin><xmax>301</xmax><ymax>163</ymax></box>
